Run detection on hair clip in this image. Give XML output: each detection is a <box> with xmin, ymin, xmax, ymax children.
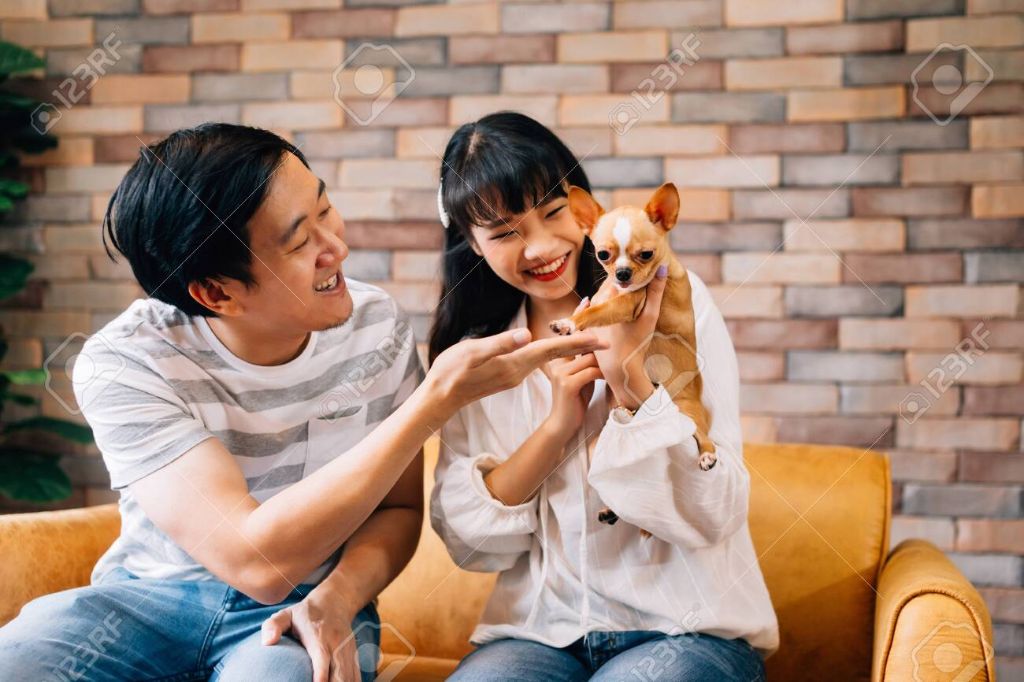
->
<box><xmin>436</xmin><ymin>183</ymin><xmax>450</xmax><ymax>229</ymax></box>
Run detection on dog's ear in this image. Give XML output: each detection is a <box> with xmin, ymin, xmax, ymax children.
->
<box><xmin>644</xmin><ymin>182</ymin><xmax>680</xmax><ymax>232</ymax></box>
<box><xmin>567</xmin><ymin>185</ymin><xmax>604</xmax><ymax>236</ymax></box>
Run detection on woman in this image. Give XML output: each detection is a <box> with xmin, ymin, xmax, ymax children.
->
<box><xmin>428</xmin><ymin>112</ymin><xmax>778</xmax><ymax>681</ymax></box>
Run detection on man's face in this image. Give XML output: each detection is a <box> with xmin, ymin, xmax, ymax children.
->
<box><xmin>227</xmin><ymin>152</ymin><xmax>353</xmax><ymax>332</ymax></box>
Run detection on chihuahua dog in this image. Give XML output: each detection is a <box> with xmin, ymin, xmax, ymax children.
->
<box><xmin>550</xmin><ymin>182</ymin><xmax>717</xmax><ymax>479</ymax></box>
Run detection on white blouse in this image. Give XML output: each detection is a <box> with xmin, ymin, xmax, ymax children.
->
<box><xmin>429</xmin><ymin>271</ymin><xmax>780</xmax><ymax>655</ymax></box>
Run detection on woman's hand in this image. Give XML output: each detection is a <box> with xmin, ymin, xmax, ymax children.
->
<box><xmin>588</xmin><ymin>264</ymin><xmax>669</xmax><ymax>411</ymax></box>
<box><xmin>542</xmin><ymin>352</ymin><xmax>602</xmax><ymax>444</ymax></box>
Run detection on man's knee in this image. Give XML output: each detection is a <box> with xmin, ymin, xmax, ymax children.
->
<box><xmin>214</xmin><ymin>635</ymin><xmax>313</xmax><ymax>682</ymax></box>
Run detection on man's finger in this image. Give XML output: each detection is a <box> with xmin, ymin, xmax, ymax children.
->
<box><xmin>310</xmin><ymin>642</ymin><xmax>331</xmax><ymax>682</ymax></box>
<box><xmin>261</xmin><ymin>609</ymin><xmax>292</xmax><ymax>646</ymax></box>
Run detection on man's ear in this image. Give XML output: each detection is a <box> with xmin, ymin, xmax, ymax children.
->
<box><xmin>644</xmin><ymin>182</ymin><xmax>680</xmax><ymax>232</ymax></box>
<box><xmin>567</xmin><ymin>185</ymin><xmax>604</xmax><ymax>236</ymax></box>
<box><xmin>188</xmin><ymin>278</ymin><xmax>242</xmax><ymax>316</ymax></box>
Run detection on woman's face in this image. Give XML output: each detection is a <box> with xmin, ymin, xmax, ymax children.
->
<box><xmin>468</xmin><ymin>193</ymin><xmax>586</xmax><ymax>303</ymax></box>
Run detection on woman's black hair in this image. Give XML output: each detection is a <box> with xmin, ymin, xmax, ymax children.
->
<box><xmin>102</xmin><ymin>123</ymin><xmax>308</xmax><ymax>317</ymax></box>
<box><xmin>428</xmin><ymin>111</ymin><xmax>604</xmax><ymax>363</ymax></box>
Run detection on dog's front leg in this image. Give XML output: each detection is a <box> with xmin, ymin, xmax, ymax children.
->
<box><xmin>550</xmin><ymin>290</ymin><xmax>646</xmax><ymax>335</ymax></box>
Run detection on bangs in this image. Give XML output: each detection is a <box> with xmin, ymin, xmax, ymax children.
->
<box><xmin>443</xmin><ymin>131</ymin><xmax>578</xmax><ymax>231</ymax></box>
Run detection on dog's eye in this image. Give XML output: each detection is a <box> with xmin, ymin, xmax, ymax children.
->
<box><xmin>638</xmin><ymin>250</ymin><xmax>655</xmax><ymax>262</ymax></box>
<box><xmin>596</xmin><ymin>250</ymin><xmax>611</xmax><ymax>261</ymax></box>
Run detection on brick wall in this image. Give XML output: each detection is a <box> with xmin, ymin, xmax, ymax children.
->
<box><xmin>1</xmin><ymin>0</ymin><xmax>1021</xmax><ymax>673</ymax></box>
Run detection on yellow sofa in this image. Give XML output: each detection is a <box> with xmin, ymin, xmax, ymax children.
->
<box><xmin>0</xmin><ymin>440</ymin><xmax>994</xmax><ymax>681</ymax></box>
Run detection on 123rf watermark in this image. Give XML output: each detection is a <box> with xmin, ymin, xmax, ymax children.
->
<box><xmin>610</xmin><ymin>32</ymin><xmax>702</xmax><ymax>136</ymax></box>
<box><xmin>31</xmin><ymin>31</ymin><xmax>123</xmax><ymax>135</ymax></box>
<box><xmin>899</xmin><ymin>322</ymin><xmax>990</xmax><ymax>424</ymax></box>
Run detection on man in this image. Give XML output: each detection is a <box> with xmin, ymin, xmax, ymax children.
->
<box><xmin>0</xmin><ymin>123</ymin><xmax>604</xmax><ymax>682</ymax></box>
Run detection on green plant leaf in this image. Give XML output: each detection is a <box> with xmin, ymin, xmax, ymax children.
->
<box><xmin>3</xmin><ymin>392</ymin><xmax>37</xmax><ymax>406</ymax></box>
<box><xmin>4</xmin><ymin>416</ymin><xmax>93</xmax><ymax>443</ymax></box>
<box><xmin>0</xmin><ymin>194</ymin><xmax>13</xmax><ymax>214</ymax></box>
<box><xmin>0</xmin><ymin>42</ymin><xmax>45</xmax><ymax>76</ymax></box>
<box><xmin>0</xmin><ymin>254</ymin><xmax>33</xmax><ymax>300</ymax></box>
<box><xmin>0</xmin><ymin>451</ymin><xmax>71</xmax><ymax>502</ymax></box>
<box><xmin>2</xmin><ymin>368</ymin><xmax>45</xmax><ymax>385</ymax></box>
<box><xmin>0</xmin><ymin>178</ymin><xmax>29</xmax><ymax>199</ymax></box>
<box><xmin>0</xmin><ymin>91</ymin><xmax>37</xmax><ymax>110</ymax></box>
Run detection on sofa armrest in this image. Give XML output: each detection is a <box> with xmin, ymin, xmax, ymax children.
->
<box><xmin>0</xmin><ymin>504</ymin><xmax>120</xmax><ymax>627</ymax></box>
<box><xmin>872</xmin><ymin>539</ymin><xmax>995</xmax><ymax>682</ymax></box>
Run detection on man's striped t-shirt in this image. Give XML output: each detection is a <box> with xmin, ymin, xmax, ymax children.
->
<box><xmin>73</xmin><ymin>279</ymin><xmax>423</xmax><ymax>586</ymax></box>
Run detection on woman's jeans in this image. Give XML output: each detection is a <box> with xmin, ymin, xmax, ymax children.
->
<box><xmin>449</xmin><ymin>630</ymin><xmax>766</xmax><ymax>682</ymax></box>
<box><xmin>0</xmin><ymin>567</ymin><xmax>380</xmax><ymax>682</ymax></box>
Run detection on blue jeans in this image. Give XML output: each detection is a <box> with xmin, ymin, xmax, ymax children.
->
<box><xmin>449</xmin><ymin>630</ymin><xmax>766</xmax><ymax>681</ymax></box>
<box><xmin>0</xmin><ymin>567</ymin><xmax>380</xmax><ymax>682</ymax></box>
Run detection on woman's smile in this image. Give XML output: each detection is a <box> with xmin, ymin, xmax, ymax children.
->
<box><xmin>524</xmin><ymin>251</ymin><xmax>571</xmax><ymax>282</ymax></box>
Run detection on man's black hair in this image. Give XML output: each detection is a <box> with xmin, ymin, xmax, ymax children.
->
<box><xmin>103</xmin><ymin>123</ymin><xmax>308</xmax><ymax>317</ymax></box>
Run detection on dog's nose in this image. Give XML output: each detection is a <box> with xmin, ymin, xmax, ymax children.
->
<box><xmin>615</xmin><ymin>268</ymin><xmax>632</xmax><ymax>282</ymax></box>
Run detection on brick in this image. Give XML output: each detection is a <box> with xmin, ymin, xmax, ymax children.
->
<box><xmin>676</xmin><ymin>253</ymin><xmax>721</xmax><ymax>283</ymax></box>
<box><xmin>395</xmin><ymin>3</ymin><xmax>499</xmax><ymax>37</ymax></box>
<box><xmin>42</xmin><ymin>224</ymin><xmax>103</xmax><ymax>251</ymax></box>
<box><xmin>979</xmin><ymin>587</ymin><xmax>1024</xmax><ymax>623</ymax></box>
<box><xmin>841</xmin><ymin>385</ymin><xmax>959</xmax><ymax>417</ymax></box>
<box><xmin>666</xmin><ymin>155</ymin><xmax>778</xmax><ymax>188</ymax></box>
<box><xmin>730</xmin><ymin>123</ymin><xmax>845</xmax><ymax>154</ymax></box>
<box><xmin>0</xmin><ymin>226</ymin><xmax>43</xmax><ymax>253</ymax></box>
<box><xmin>733</xmin><ymin>352</ymin><xmax>782</xmax><ymax>382</ymax></box>
<box><xmin>908</xmin><ymin>352</ymin><xmax>1023</xmax><ymax>386</ymax></box>
<box><xmin>242</xmin><ymin>0</ymin><xmax>333</xmax><ymax>8</ymax></box>
<box><xmin>613</xmin><ymin>125</ymin><xmax>725</xmax><ymax>156</ymax></box>
<box><xmin>450</xmin><ymin>95</ymin><xmax>556</xmax><ymax>126</ymax></box>
<box><xmin>558</xmin><ymin>30</ymin><xmax>669</xmax><ymax>63</ymax></box>
<box><xmin>848</xmin><ymin>0</ymin><xmax>962</xmax><ymax>20</ymax></box>
<box><xmin>966</xmin><ymin>252</ymin><xmax>1024</xmax><ymax>283</ymax></box>
<box><xmin>291</xmin><ymin>68</ymin><xmax>395</xmax><ymax>100</ymax></box>
<box><xmin>972</xmin><ymin>116</ymin><xmax>1024</xmax><ymax>149</ymax></box>
<box><xmin>344</xmin><ymin>221</ymin><xmax>441</xmax><ymax>251</ymax></box>
<box><xmin>360</xmin><ymin>99</ymin><xmax>447</xmax><ymax>128</ymax></box>
<box><xmin>727</xmin><ymin>319</ymin><xmax>836</xmax><ymax>349</ymax></box>
<box><xmin>904</xmin><ymin>151</ymin><xmax>1024</xmax><ymax>185</ymax></box>
<box><xmin>910</xmin><ymin>84</ymin><xmax>1024</xmax><ymax>120</ymax></box>
<box><xmin>783</xmin><ymin>218</ymin><xmax>904</xmax><ymax>251</ymax></box>
<box><xmin>844</xmin><ymin>52</ymin><xmax>961</xmax><ymax>87</ymax></box>
<box><xmin>93</xmin><ymin>134</ymin><xmax>159</xmax><ymax>163</ymax></box>
<box><xmin>841</xmin><ymin>319</ymin><xmax>961</xmax><ymax>351</ymax></box>
<box><xmin>724</xmin><ymin>0</ymin><xmax>842</xmax><ymax>26</ymax></box>
<box><xmin>969</xmin><ymin>0</ymin><xmax>1024</xmax><ymax>12</ymax></box>
<box><xmin>90</xmin><ymin>74</ymin><xmax>190</xmax><ymax>104</ymax></box>
<box><xmin>785</xmin><ymin>285</ymin><xmax>902</xmax><ymax>318</ymax></box>
<box><xmin>344</xmin><ymin>38</ymin><xmax>444</xmax><ymax>67</ymax></box>
<box><xmin>45</xmin><ymin>165</ymin><xmax>129</xmax><ymax>193</ymax></box>
<box><xmin>949</xmin><ymin>553</ymin><xmax>1024</xmax><ymax>588</ymax></box>
<box><xmin>292</xmin><ymin>9</ymin><xmax>395</xmax><ymax>39</ymax></box>
<box><xmin>47</xmin><ymin>44</ymin><xmax>142</xmax><ymax>76</ymax></box>
<box><xmin>707</xmin><ymin>285</ymin><xmax>783</xmax><ymax>318</ymax></box>
<box><xmin>503</xmin><ymin>2</ymin><xmax>609</xmax><ymax>33</ymax></box>
<box><xmin>21</xmin><ymin>137</ymin><xmax>94</xmax><ymax>167</ymax></box>
<box><xmin>774</xmin><ymin>415</ymin><xmax>893</xmax><ymax>448</ymax></box>
<box><xmin>787</xmin><ymin>20</ymin><xmax>903</xmax><ymax>55</ymax></box>
<box><xmin>329</xmin><ymin>189</ymin><xmax>396</xmax><ymax>221</ymax></box>
<box><xmin>243</xmin><ymin>101</ymin><xmax>340</xmax><ymax>131</ymax></box>
<box><xmin>242</xmin><ymin>40</ymin><xmax>342</xmax><ymax>72</ymax></box>
<box><xmin>733</xmin><ymin>188</ymin><xmax>850</xmax><ymax>219</ymax></box>
<box><xmin>681</xmin><ymin>27</ymin><xmax>782</xmax><ymax>58</ymax></box>
<box><xmin>842</xmin><ymin>253</ymin><xmax>962</xmax><ymax>284</ymax></box>
<box><xmin>908</xmin><ymin>218</ymin><xmax>1024</xmax><ymax>250</ymax></box>
<box><xmin>958</xmin><ymin>519</ymin><xmax>1024</xmax><ymax>553</ymax></box>
<box><xmin>964</xmin><ymin>387</ymin><xmax>1024</xmax><ymax>416</ymax></box>
<box><xmin>375</xmin><ymin>281</ymin><xmax>439</xmax><ymax>314</ymax></box>
<box><xmin>192</xmin><ymin>12</ymin><xmax>290</xmax><ymax>43</ymax></box>
<box><xmin>961</xmin><ymin>451</ymin><xmax>1024</xmax><ymax>483</ymax></box>
<box><xmin>892</xmin><ymin>515</ymin><xmax>955</xmax><ymax>551</ymax></box>
<box><xmin>614</xmin><ymin>0</ymin><xmax>720</xmax><ymax>29</ymax></box>
<box><xmin>449</xmin><ymin>35</ymin><xmax>555</xmax><ymax>65</ymax></box>
<box><xmin>722</xmin><ymin>252</ymin><xmax>839</xmax><ymax>284</ymax></box>
<box><xmin>904</xmin><ymin>483</ymin><xmax>1022</xmax><ymax>517</ymax></box>
<box><xmin>143</xmin><ymin>44</ymin><xmax>239</xmax><ymax>73</ymax></box>
<box><xmin>26</xmin><ymin>254</ymin><xmax>89</xmax><ymax>282</ymax></box>
<box><xmin>44</xmin><ymin>282</ymin><xmax>142</xmax><ymax>311</ymax></box>
<box><xmin>191</xmin><ymin>73</ymin><xmax>287</xmax><ymax>102</ymax></box>
<box><xmin>741</xmin><ymin>383</ymin><xmax>837</xmax><ymax>414</ymax></box>
<box><xmin>1</xmin><ymin>19</ymin><xmax>93</xmax><ymax>47</ymax></box>
<box><xmin>898</xmin><ymin>418</ymin><xmax>1019</xmax><ymax>450</ymax></box>
<box><xmin>658</xmin><ymin>189</ymin><xmax>730</xmax><ymax>221</ymax></box>
<box><xmin>788</xmin><ymin>350</ymin><xmax>903</xmax><ymax>382</ymax></box>
<box><xmin>339</xmin><ymin>159</ymin><xmax>437</xmax><ymax>190</ymax></box>
<box><xmin>583</xmin><ymin>158</ymin><xmax>663</xmax><ymax>189</ymax></box>
<box><xmin>783</xmin><ymin>154</ymin><xmax>899</xmax><ymax>186</ymax></box>
<box><xmin>672</xmin><ymin>92</ymin><xmax>785</xmax><ymax>123</ymax></box>
<box><xmin>0</xmin><ymin>0</ymin><xmax>47</xmax><ymax>19</ymax></box>
<box><xmin>549</xmin><ymin>127</ymin><xmax>608</xmax><ymax>158</ymax></box>
<box><xmin>788</xmin><ymin>86</ymin><xmax>905</xmax><ymax>122</ymax></box>
<box><xmin>58</xmin><ymin>106</ymin><xmax>143</xmax><ymax>135</ymax></box>
<box><xmin>393</xmin><ymin>127</ymin><xmax>453</xmax><ymax>159</ymax></box>
<box><xmin>970</xmin><ymin>49</ymin><xmax>1024</xmax><ymax>83</ymax></box>
<box><xmin>726</xmin><ymin>57</ymin><xmax>841</xmax><ymax>90</ymax></box>
<box><xmin>402</xmin><ymin>67</ymin><xmax>500</xmax><ymax>97</ymax></box>
<box><xmin>670</xmin><ymin>222</ymin><xmax>781</xmax><ymax>252</ymax></box>
<box><xmin>88</xmin><ymin>254</ymin><xmax>134</xmax><ymax>280</ymax></box>
<box><xmin>95</xmin><ymin>17</ymin><xmax>187</xmax><ymax>45</ymax></box>
<box><xmin>144</xmin><ymin>104</ymin><xmax>239</xmax><ymax>132</ymax></box>
<box><xmin>296</xmin><ymin>130</ymin><xmax>395</xmax><ymax>160</ymax></box>
<box><xmin>963</xmin><ymin>319</ymin><xmax>1024</xmax><ymax>351</ymax></box>
<box><xmin>974</xmin><ymin>184</ymin><xmax>1024</xmax><ymax>218</ymax></box>
<box><xmin>907</xmin><ymin>284</ymin><xmax>1019</xmax><ymax>317</ymax></box>
<box><xmin>907</xmin><ymin>16</ymin><xmax>1024</xmax><ymax>52</ymax></box>
<box><xmin>610</xmin><ymin>61</ymin><xmax>723</xmax><ymax>92</ymax></box>
<box><xmin>503</xmin><ymin>65</ymin><xmax>608</xmax><ymax>95</ymax></box>
<box><xmin>342</xmin><ymin>250</ymin><xmax>390</xmax><ymax>281</ymax></box>
<box><xmin>0</xmin><ymin>338</ymin><xmax>43</xmax><ymax>371</ymax></box>
<box><xmin>0</xmin><ymin>311</ymin><xmax>92</xmax><ymax>338</ymax></box>
<box><xmin>48</xmin><ymin>0</ymin><xmax>137</xmax><ymax>15</ymax></box>
<box><xmin>848</xmin><ymin>120</ymin><xmax>968</xmax><ymax>152</ymax></box>
<box><xmin>853</xmin><ymin>187</ymin><xmax>968</xmax><ymax>217</ymax></box>
<box><xmin>888</xmin><ymin>450</ymin><xmax>958</xmax><ymax>483</ymax></box>
<box><xmin>143</xmin><ymin>0</ymin><xmax>237</xmax><ymax>13</ymax></box>
<box><xmin>392</xmin><ymin>250</ymin><xmax>440</xmax><ymax>281</ymax></box>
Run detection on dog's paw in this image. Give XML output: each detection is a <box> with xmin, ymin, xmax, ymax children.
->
<box><xmin>549</xmin><ymin>318</ymin><xmax>576</xmax><ymax>336</ymax></box>
<box><xmin>698</xmin><ymin>452</ymin><xmax>718</xmax><ymax>471</ymax></box>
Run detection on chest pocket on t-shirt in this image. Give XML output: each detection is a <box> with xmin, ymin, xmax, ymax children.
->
<box><xmin>304</xmin><ymin>404</ymin><xmax>368</xmax><ymax>477</ymax></box>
